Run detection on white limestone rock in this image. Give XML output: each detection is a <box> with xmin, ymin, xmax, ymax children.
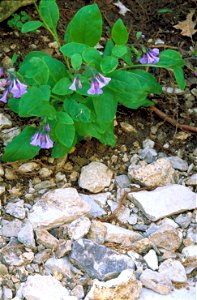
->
<box><xmin>159</xmin><ymin>259</ymin><xmax>187</xmax><ymax>283</ymax></box>
<box><xmin>67</xmin><ymin>216</ymin><xmax>91</xmax><ymax>240</ymax></box>
<box><xmin>143</xmin><ymin>250</ymin><xmax>158</xmax><ymax>270</ymax></box>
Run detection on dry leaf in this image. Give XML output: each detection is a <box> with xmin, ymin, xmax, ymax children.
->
<box><xmin>174</xmin><ymin>10</ymin><xmax>197</xmax><ymax>37</ymax></box>
<box><xmin>113</xmin><ymin>1</ymin><xmax>130</xmax><ymax>16</ymax></box>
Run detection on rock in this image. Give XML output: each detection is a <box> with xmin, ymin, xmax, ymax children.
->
<box><xmin>115</xmin><ymin>174</ymin><xmax>131</xmax><ymax>188</ymax></box>
<box><xmin>78</xmin><ymin>162</ymin><xmax>113</xmax><ymax>193</ymax></box>
<box><xmin>129</xmin><ymin>238</ymin><xmax>152</xmax><ymax>254</ymax></box>
<box><xmin>44</xmin><ymin>257</ymin><xmax>73</xmax><ymax>277</ymax></box>
<box><xmin>167</xmin><ymin>156</ymin><xmax>188</xmax><ymax>171</ymax></box>
<box><xmin>2</xmin><ymin>286</ymin><xmax>12</xmax><ymax>300</ymax></box>
<box><xmin>103</xmin><ymin>222</ymin><xmax>142</xmax><ymax>246</ymax></box>
<box><xmin>128</xmin><ymin>213</ymin><xmax>138</xmax><ymax>225</ymax></box>
<box><xmin>5</xmin><ymin>199</ymin><xmax>26</xmax><ymax>219</ymax></box>
<box><xmin>87</xmin><ymin>192</ymin><xmax>111</xmax><ymax>208</ymax></box>
<box><xmin>71</xmin><ymin>285</ymin><xmax>85</xmax><ymax>299</ymax></box>
<box><xmin>0</xmin><ymin>113</ymin><xmax>12</xmax><ymax>129</ymax></box>
<box><xmin>0</xmin><ymin>0</ymin><xmax>36</xmax><ymax>23</ymax></box>
<box><xmin>159</xmin><ymin>259</ymin><xmax>187</xmax><ymax>283</ymax></box>
<box><xmin>70</xmin><ymin>238</ymin><xmax>135</xmax><ymax>280</ymax></box>
<box><xmin>79</xmin><ymin>194</ymin><xmax>107</xmax><ymax>217</ymax></box>
<box><xmin>0</xmin><ymin>186</ymin><xmax>5</xmax><ymax>196</ymax></box>
<box><xmin>143</xmin><ymin>139</ymin><xmax>155</xmax><ymax>149</ymax></box>
<box><xmin>175</xmin><ymin>213</ymin><xmax>192</xmax><ymax>228</ymax></box>
<box><xmin>182</xmin><ymin>245</ymin><xmax>197</xmax><ymax>258</ymax></box>
<box><xmin>1</xmin><ymin>245</ymin><xmax>34</xmax><ymax>266</ymax></box>
<box><xmin>1</xmin><ymin>127</ymin><xmax>21</xmax><ymax>145</ymax></box>
<box><xmin>185</xmin><ymin>174</ymin><xmax>197</xmax><ymax>186</ymax></box>
<box><xmin>143</xmin><ymin>250</ymin><xmax>158</xmax><ymax>270</ymax></box>
<box><xmin>39</xmin><ymin>167</ymin><xmax>53</xmax><ymax>178</ymax></box>
<box><xmin>140</xmin><ymin>269</ymin><xmax>172</xmax><ymax>295</ymax></box>
<box><xmin>88</xmin><ymin>220</ymin><xmax>107</xmax><ymax>244</ymax></box>
<box><xmin>128</xmin><ymin>184</ymin><xmax>196</xmax><ymax>221</ymax></box>
<box><xmin>85</xmin><ymin>269</ymin><xmax>142</xmax><ymax>300</ymax></box>
<box><xmin>138</xmin><ymin>148</ymin><xmax>157</xmax><ymax>163</ymax></box>
<box><xmin>56</xmin><ymin>240</ymin><xmax>72</xmax><ymax>258</ymax></box>
<box><xmin>1</xmin><ymin>219</ymin><xmax>22</xmax><ymax>237</ymax></box>
<box><xmin>17</xmin><ymin>220</ymin><xmax>36</xmax><ymax>248</ymax></box>
<box><xmin>128</xmin><ymin>158</ymin><xmax>177</xmax><ymax>187</ymax></box>
<box><xmin>35</xmin><ymin>229</ymin><xmax>59</xmax><ymax>249</ymax></box>
<box><xmin>181</xmin><ymin>245</ymin><xmax>197</xmax><ymax>274</ymax></box>
<box><xmin>16</xmin><ymin>274</ymin><xmax>76</xmax><ymax>300</ymax></box>
<box><xmin>28</xmin><ymin>188</ymin><xmax>90</xmax><ymax>229</ymax></box>
<box><xmin>149</xmin><ymin>225</ymin><xmax>182</xmax><ymax>251</ymax></box>
<box><xmin>0</xmin><ymin>263</ymin><xmax>8</xmax><ymax>276</ymax></box>
<box><xmin>67</xmin><ymin>216</ymin><xmax>91</xmax><ymax>240</ymax></box>
<box><xmin>17</xmin><ymin>162</ymin><xmax>40</xmax><ymax>173</ymax></box>
<box><xmin>33</xmin><ymin>249</ymin><xmax>52</xmax><ymax>264</ymax></box>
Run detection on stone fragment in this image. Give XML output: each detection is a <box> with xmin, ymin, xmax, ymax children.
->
<box><xmin>0</xmin><ymin>0</ymin><xmax>36</xmax><ymax>22</ymax></box>
<box><xmin>128</xmin><ymin>184</ymin><xmax>196</xmax><ymax>221</ymax></box>
<box><xmin>159</xmin><ymin>259</ymin><xmax>187</xmax><ymax>283</ymax></box>
<box><xmin>44</xmin><ymin>257</ymin><xmax>73</xmax><ymax>277</ymax></box>
<box><xmin>115</xmin><ymin>174</ymin><xmax>131</xmax><ymax>188</ymax></box>
<box><xmin>39</xmin><ymin>167</ymin><xmax>53</xmax><ymax>178</ymax></box>
<box><xmin>185</xmin><ymin>174</ymin><xmax>197</xmax><ymax>186</ymax></box>
<box><xmin>16</xmin><ymin>274</ymin><xmax>76</xmax><ymax>300</ymax></box>
<box><xmin>85</xmin><ymin>269</ymin><xmax>142</xmax><ymax>300</ymax></box>
<box><xmin>17</xmin><ymin>162</ymin><xmax>40</xmax><ymax>173</ymax></box>
<box><xmin>138</xmin><ymin>148</ymin><xmax>157</xmax><ymax>164</ymax></box>
<box><xmin>182</xmin><ymin>245</ymin><xmax>197</xmax><ymax>258</ymax></box>
<box><xmin>175</xmin><ymin>213</ymin><xmax>192</xmax><ymax>228</ymax></box>
<box><xmin>149</xmin><ymin>225</ymin><xmax>182</xmax><ymax>251</ymax></box>
<box><xmin>71</xmin><ymin>285</ymin><xmax>84</xmax><ymax>299</ymax></box>
<box><xmin>0</xmin><ymin>113</ymin><xmax>12</xmax><ymax>129</ymax></box>
<box><xmin>2</xmin><ymin>286</ymin><xmax>12</xmax><ymax>300</ymax></box>
<box><xmin>128</xmin><ymin>158</ymin><xmax>176</xmax><ymax>187</ymax></box>
<box><xmin>88</xmin><ymin>220</ymin><xmax>107</xmax><ymax>244</ymax></box>
<box><xmin>103</xmin><ymin>222</ymin><xmax>142</xmax><ymax>246</ymax></box>
<box><xmin>120</xmin><ymin>122</ymin><xmax>137</xmax><ymax>133</ymax></box>
<box><xmin>140</xmin><ymin>269</ymin><xmax>172</xmax><ymax>295</ymax></box>
<box><xmin>70</xmin><ymin>238</ymin><xmax>135</xmax><ymax>280</ymax></box>
<box><xmin>78</xmin><ymin>162</ymin><xmax>113</xmax><ymax>193</ymax></box>
<box><xmin>0</xmin><ymin>263</ymin><xmax>8</xmax><ymax>276</ymax></box>
<box><xmin>0</xmin><ymin>186</ymin><xmax>5</xmax><ymax>196</ymax></box>
<box><xmin>67</xmin><ymin>216</ymin><xmax>91</xmax><ymax>240</ymax></box>
<box><xmin>1</xmin><ymin>219</ymin><xmax>22</xmax><ymax>237</ymax></box>
<box><xmin>79</xmin><ymin>194</ymin><xmax>107</xmax><ymax>217</ymax></box>
<box><xmin>129</xmin><ymin>238</ymin><xmax>152</xmax><ymax>254</ymax></box>
<box><xmin>181</xmin><ymin>245</ymin><xmax>197</xmax><ymax>274</ymax></box>
<box><xmin>56</xmin><ymin>240</ymin><xmax>72</xmax><ymax>258</ymax></box>
<box><xmin>28</xmin><ymin>188</ymin><xmax>90</xmax><ymax>229</ymax></box>
<box><xmin>33</xmin><ymin>249</ymin><xmax>52</xmax><ymax>264</ymax></box>
<box><xmin>17</xmin><ymin>220</ymin><xmax>35</xmax><ymax>248</ymax></box>
<box><xmin>167</xmin><ymin>156</ymin><xmax>188</xmax><ymax>171</ymax></box>
<box><xmin>1</xmin><ymin>127</ymin><xmax>21</xmax><ymax>145</ymax></box>
<box><xmin>5</xmin><ymin>199</ymin><xmax>26</xmax><ymax>219</ymax></box>
<box><xmin>143</xmin><ymin>250</ymin><xmax>158</xmax><ymax>270</ymax></box>
<box><xmin>1</xmin><ymin>245</ymin><xmax>34</xmax><ymax>266</ymax></box>
<box><xmin>35</xmin><ymin>229</ymin><xmax>59</xmax><ymax>249</ymax></box>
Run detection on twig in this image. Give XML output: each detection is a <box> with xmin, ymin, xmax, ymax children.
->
<box><xmin>149</xmin><ymin>44</ymin><xmax>178</xmax><ymax>50</ymax></box>
<box><xmin>148</xmin><ymin>106</ymin><xmax>197</xmax><ymax>133</ymax></box>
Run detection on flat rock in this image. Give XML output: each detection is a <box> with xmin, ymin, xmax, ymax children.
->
<box><xmin>17</xmin><ymin>162</ymin><xmax>40</xmax><ymax>173</ymax></box>
<box><xmin>128</xmin><ymin>184</ymin><xmax>196</xmax><ymax>221</ymax></box>
<box><xmin>17</xmin><ymin>220</ymin><xmax>35</xmax><ymax>248</ymax></box>
<box><xmin>0</xmin><ymin>0</ymin><xmax>36</xmax><ymax>23</ymax></box>
<box><xmin>143</xmin><ymin>250</ymin><xmax>158</xmax><ymax>270</ymax></box>
<box><xmin>5</xmin><ymin>199</ymin><xmax>26</xmax><ymax>219</ymax></box>
<box><xmin>1</xmin><ymin>219</ymin><xmax>22</xmax><ymax>237</ymax></box>
<box><xmin>128</xmin><ymin>158</ymin><xmax>177</xmax><ymax>187</ymax></box>
<box><xmin>185</xmin><ymin>174</ymin><xmax>197</xmax><ymax>186</ymax></box>
<box><xmin>140</xmin><ymin>269</ymin><xmax>172</xmax><ymax>295</ymax></box>
<box><xmin>78</xmin><ymin>162</ymin><xmax>113</xmax><ymax>193</ymax></box>
<box><xmin>67</xmin><ymin>216</ymin><xmax>91</xmax><ymax>240</ymax></box>
<box><xmin>70</xmin><ymin>238</ymin><xmax>135</xmax><ymax>280</ymax></box>
<box><xmin>85</xmin><ymin>269</ymin><xmax>142</xmax><ymax>300</ymax></box>
<box><xmin>79</xmin><ymin>194</ymin><xmax>107</xmax><ymax>217</ymax></box>
<box><xmin>28</xmin><ymin>188</ymin><xmax>90</xmax><ymax>229</ymax></box>
<box><xmin>0</xmin><ymin>113</ymin><xmax>12</xmax><ymax>129</ymax></box>
<box><xmin>35</xmin><ymin>229</ymin><xmax>59</xmax><ymax>249</ymax></box>
<box><xmin>129</xmin><ymin>238</ymin><xmax>152</xmax><ymax>254</ymax></box>
<box><xmin>159</xmin><ymin>259</ymin><xmax>187</xmax><ymax>283</ymax></box>
<box><xmin>44</xmin><ymin>257</ymin><xmax>73</xmax><ymax>277</ymax></box>
<box><xmin>167</xmin><ymin>156</ymin><xmax>188</xmax><ymax>171</ymax></box>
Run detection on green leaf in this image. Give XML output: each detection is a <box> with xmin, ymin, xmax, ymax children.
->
<box><xmin>111</xmin><ymin>19</ymin><xmax>129</xmax><ymax>45</ymax></box>
<box><xmin>19</xmin><ymin>86</ymin><xmax>56</xmax><ymax>119</ymax></box>
<box><xmin>56</xmin><ymin>111</ymin><xmax>74</xmax><ymax>125</ymax></box>
<box><xmin>93</xmin><ymin>90</ymin><xmax>117</xmax><ymax>123</ymax></box>
<box><xmin>173</xmin><ymin>66</ymin><xmax>186</xmax><ymax>90</ymax></box>
<box><xmin>112</xmin><ymin>45</ymin><xmax>128</xmax><ymax>58</ymax></box>
<box><xmin>129</xmin><ymin>69</ymin><xmax>162</xmax><ymax>94</ymax></box>
<box><xmin>22</xmin><ymin>57</ymin><xmax>49</xmax><ymax>85</ymax></box>
<box><xmin>52</xmin><ymin>77</ymin><xmax>72</xmax><ymax>95</ymax></box>
<box><xmin>2</xmin><ymin>127</ymin><xmax>40</xmax><ymax>162</ymax></box>
<box><xmin>21</xmin><ymin>21</ymin><xmax>43</xmax><ymax>33</ymax></box>
<box><xmin>55</xmin><ymin>123</ymin><xmax>75</xmax><ymax>148</ymax></box>
<box><xmin>157</xmin><ymin>50</ymin><xmax>185</xmax><ymax>68</ymax></box>
<box><xmin>100</xmin><ymin>56</ymin><xmax>118</xmax><ymax>74</ymax></box>
<box><xmin>103</xmin><ymin>39</ymin><xmax>114</xmax><ymax>56</ymax></box>
<box><xmin>82</xmin><ymin>48</ymin><xmax>101</xmax><ymax>68</ymax></box>
<box><xmin>65</xmin><ymin>4</ymin><xmax>102</xmax><ymax>47</ymax></box>
<box><xmin>64</xmin><ymin>98</ymin><xmax>91</xmax><ymax>123</ymax></box>
<box><xmin>60</xmin><ymin>42</ymin><xmax>88</xmax><ymax>57</ymax></box>
<box><xmin>71</xmin><ymin>53</ymin><xmax>82</xmax><ymax>70</ymax></box>
<box><xmin>39</xmin><ymin>0</ymin><xmax>59</xmax><ymax>35</ymax></box>
<box><xmin>52</xmin><ymin>141</ymin><xmax>70</xmax><ymax>158</ymax></box>
<box><xmin>8</xmin><ymin>98</ymin><xmax>20</xmax><ymax>113</ymax></box>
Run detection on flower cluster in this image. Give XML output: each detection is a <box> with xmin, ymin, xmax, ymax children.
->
<box><xmin>30</xmin><ymin>124</ymin><xmax>53</xmax><ymax>149</ymax></box>
<box><xmin>69</xmin><ymin>72</ymin><xmax>111</xmax><ymax>95</ymax></box>
<box><xmin>140</xmin><ymin>48</ymin><xmax>160</xmax><ymax>64</ymax></box>
<box><xmin>0</xmin><ymin>67</ymin><xmax>27</xmax><ymax>103</ymax></box>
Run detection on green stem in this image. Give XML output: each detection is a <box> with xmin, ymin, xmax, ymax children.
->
<box><xmin>119</xmin><ymin>64</ymin><xmax>165</xmax><ymax>70</ymax></box>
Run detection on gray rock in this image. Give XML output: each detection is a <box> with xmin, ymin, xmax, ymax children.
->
<box><xmin>143</xmin><ymin>139</ymin><xmax>155</xmax><ymax>149</ymax></box>
<box><xmin>175</xmin><ymin>213</ymin><xmax>192</xmax><ymax>228</ymax></box>
<box><xmin>5</xmin><ymin>199</ymin><xmax>26</xmax><ymax>219</ymax></box>
<box><xmin>44</xmin><ymin>257</ymin><xmax>73</xmax><ymax>277</ymax></box>
<box><xmin>67</xmin><ymin>216</ymin><xmax>91</xmax><ymax>240</ymax></box>
<box><xmin>79</xmin><ymin>194</ymin><xmax>107</xmax><ymax>217</ymax></box>
<box><xmin>115</xmin><ymin>174</ymin><xmax>131</xmax><ymax>188</ymax></box>
<box><xmin>128</xmin><ymin>213</ymin><xmax>138</xmax><ymax>225</ymax></box>
<box><xmin>88</xmin><ymin>220</ymin><xmax>107</xmax><ymax>244</ymax></box>
<box><xmin>1</xmin><ymin>219</ymin><xmax>22</xmax><ymax>237</ymax></box>
<box><xmin>167</xmin><ymin>156</ymin><xmax>188</xmax><ymax>171</ymax></box>
<box><xmin>185</xmin><ymin>173</ymin><xmax>197</xmax><ymax>186</ymax></box>
<box><xmin>128</xmin><ymin>184</ymin><xmax>196</xmax><ymax>221</ymax></box>
<box><xmin>140</xmin><ymin>269</ymin><xmax>172</xmax><ymax>295</ymax></box>
<box><xmin>70</xmin><ymin>238</ymin><xmax>135</xmax><ymax>280</ymax></box>
<box><xmin>2</xmin><ymin>286</ymin><xmax>12</xmax><ymax>300</ymax></box>
<box><xmin>139</xmin><ymin>148</ymin><xmax>157</xmax><ymax>163</ymax></box>
<box><xmin>1</xmin><ymin>245</ymin><xmax>34</xmax><ymax>266</ymax></box>
<box><xmin>18</xmin><ymin>162</ymin><xmax>40</xmax><ymax>174</ymax></box>
<box><xmin>33</xmin><ymin>249</ymin><xmax>52</xmax><ymax>264</ymax></box>
<box><xmin>0</xmin><ymin>0</ymin><xmax>36</xmax><ymax>23</ymax></box>
<box><xmin>35</xmin><ymin>229</ymin><xmax>59</xmax><ymax>249</ymax></box>
<box><xmin>28</xmin><ymin>188</ymin><xmax>90</xmax><ymax>229</ymax></box>
<box><xmin>71</xmin><ymin>285</ymin><xmax>84</xmax><ymax>299</ymax></box>
<box><xmin>78</xmin><ymin>162</ymin><xmax>113</xmax><ymax>193</ymax></box>
<box><xmin>159</xmin><ymin>259</ymin><xmax>187</xmax><ymax>283</ymax></box>
<box><xmin>17</xmin><ymin>220</ymin><xmax>35</xmax><ymax>248</ymax></box>
<box><xmin>1</xmin><ymin>127</ymin><xmax>21</xmax><ymax>145</ymax></box>
<box><xmin>0</xmin><ymin>113</ymin><xmax>12</xmax><ymax>129</ymax></box>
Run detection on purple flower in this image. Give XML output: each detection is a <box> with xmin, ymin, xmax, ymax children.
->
<box><xmin>87</xmin><ymin>73</ymin><xmax>111</xmax><ymax>95</ymax></box>
<box><xmin>140</xmin><ymin>48</ymin><xmax>160</xmax><ymax>64</ymax></box>
<box><xmin>10</xmin><ymin>78</ymin><xmax>27</xmax><ymax>98</ymax></box>
<box><xmin>69</xmin><ymin>77</ymin><xmax>82</xmax><ymax>91</ymax></box>
<box><xmin>95</xmin><ymin>73</ymin><xmax>111</xmax><ymax>88</ymax></box>
<box><xmin>30</xmin><ymin>124</ymin><xmax>53</xmax><ymax>149</ymax></box>
<box><xmin>0</xmin><ymin>90</ymin><xmax>9</xmax><ymax>103</ymax></box>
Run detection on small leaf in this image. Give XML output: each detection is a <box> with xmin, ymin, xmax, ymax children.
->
<box><xmin>173</xmin><ymin>10</ymin><xmax>197</xmax><ymax>38</ymax></box>
<box><xmin>21</xmin><ymin>21</ymin><xmax>43</xmax><ymax>33</ymax></box>
<box><xmin>173</xmin><ymin>66</ymin><xmax>186</xmax><ymax>90</ymax></box>
<box><xmin>56</xmin><ymin>111</ymin><xmax>74</xmax><ymax>125</ymax></box>
<box><xmin>112</xmin><ymin>45</ymin><xmax>128</xmax><ymax>57</ymax></box>
<box><xmin>64</xmin><ymin>98</ymin><xmax>91</xmax><ymax>123</ymax></box>
<box><xmin>112</xmin><ymin>19</ymin><xmax>129</xmax><ymax>45</ymax></box>
<box><xmin>52</xmin><ymin>77</ymin><xmax>72</xmax><ymax>95</ymax></box>
<box><xmin>100</xmin><ymin>56</ymin><xmax>118</xmax><ymax>74</ymax></box>
<box><xmin>39</xmin><ymin>0</ymin><xmax>59</xmax><ymax>35</ymax></box>
<box><xmin>52</xmin><ymin>141</ymin><xmax>70</xmax><ymax>158</ymax></box>
<box><xmin>60</xmin><ymin>42</ymin><xmax>88</xmax><ymax>57</ymax></box>
<box><xmin>71</xmin><ymin>53</ymin><xmax>82</xmax><ymax>70</ymax></box>
<box><xmin>82</xmin><ymin>48</ymin><xmax>101</xmax><ymax>68</ymax></box>
<box><xmin>55</xmin><ymin>123</ymin><xmax>75</xmax><ymax>148</ymax></box>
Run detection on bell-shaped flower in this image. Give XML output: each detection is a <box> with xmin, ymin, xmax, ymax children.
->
<box><xmin>30</xmin><ymin>124</ymin><xmax>53</xmax><ymax>149</ymax></box>
<box><xmin>0</xmin><ymin>89</ymin><xmax>9</xmax><ymax>103</ymax></box>
<box><xmin>87</xmin><ymin>79</ymin><xmax>103</xmax><ymax>95</ymax></box>
<box><xmin>140</xmin><ymin>48</ymin><xmax>160</xmax><ymax>64</ymax></box>
<box><xmin>10</xmin><ymin>78</ymin><xmax>27</xmax><ymax>98</ymax></box>
<box><xmin>95</xmin><ymin>73</ymin><xmax>111</xmax><ymax>89</ymax></box>
<box><xmin>69</xmin><ymin>77</ymin><xmax>82</xmax><ymax>91</ymax></box>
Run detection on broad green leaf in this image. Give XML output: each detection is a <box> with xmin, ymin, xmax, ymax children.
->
<box><xmin>60</xmin><ymin>42</ymin><xmax>88</xmax><ymax>57</ymax></box>
<box><xmin>21</xmin><ymin>21</ymin><xmax>43</xmax><ymax>33</ymax></box>
<box><xmin>55</xmin><ymin>123</ymin><xmax>75</xmax><ymax>148</ymax></box>
<box><xmin>156</xmin><ymin>50</ymin><xmax>185</xmax><ymax>68</ymax></box>
<box><xmin>71</xmin><ymin>53</ymin><xmax>82</xmax><ymax>70</ymax></box>
<box><xmin>52</xmin><ymin>141</ymin><xmax>70</xmax><ymax>158</ymax></box>
<box><xmin>64</xmin><ymin>98</ymin><xmax>91</xmax><ymax>123</ymax></box>
<box><xmin>100</xmin><ymin>56</ymin><xmax>118</xmax><ymax>74</ymax></box>
<box><xmin>65</xmin><ymin>4</ymin><xmax>102</xmax><ymax>46</ymax></box>
<box><xmin>22</xmin><ymin>57</ymin><xmax>49</xmax><ymax>85</ymax></box>
<box><xmin>39</xmin><ymin>0</ymin><xmax>59</xmax><ymax>35</ymax></box>
<box><xmin>8</xmin><ymin>98</ymin><xmax>20</xmax><ymax>113</ymax></box>
<box><xmin>112</xmin><ymin>19</ymin><xmax>129</xmax><ymax>45</ymax></box>
<box><xmin>82</xmin><ymin>48</ymin><xmax>101</xmax><ymax>68</ymax></box>
<box><xmin>129</xmin><ymin>69</ymin><xmax>162</xmax><ymax>94</ymax></box>
<box><xmin>173</xmin><ymin>66</ymin><xmax>186</xmax><ymax>90</ymax></box>
<box><xmin>52</xmin><ymin>77</ymin><xmax>72</xmax><ymax>95</ymax></box>
<box><xmin>103</xmin><ymin>39</ymin><xmax>114</xmax><ymax>56</ymax></box>
<box><xmin>92</xmin><ymin>90</ymin><xmax>117</xmax><ymax>122</ymax></box>
<box><xmin>56</xmin><ymin>111</ymin><xmax>74</xmax><ymax>125</ymax></box>
<box><xmin>112</xmin><ymin>45</ymin><xmax>128</xmax><ymax>58</ymax></box>
<box><xmin>2</xmin><ymin>127</ymin><xmax>40</xmax><ymax>162</ymax></box>
<box><xmin>99</xmin><ymin>122</ymin><xmax>116</xmax><ymax>147</ymax></box>
<box><xmin>41</xmin><ymin>56</ymin><xmax>67</xmax><ymax>87</ymax></box>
